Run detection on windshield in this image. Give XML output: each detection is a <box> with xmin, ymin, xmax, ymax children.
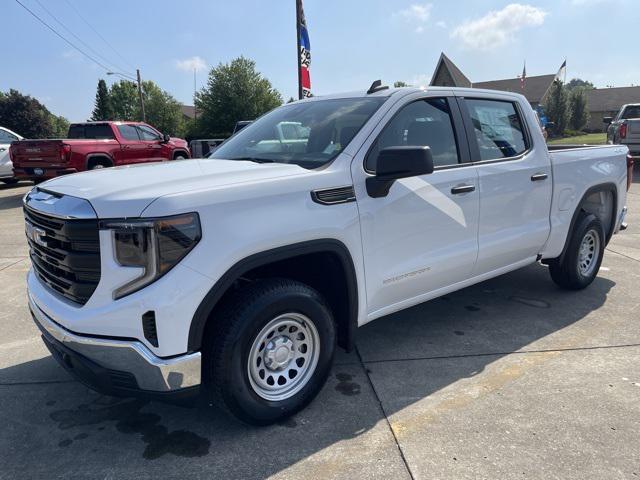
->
<box><xmin>210</xmin><ymin>97</ymin><xmax>387</xmax><ymax>169</ymax></box>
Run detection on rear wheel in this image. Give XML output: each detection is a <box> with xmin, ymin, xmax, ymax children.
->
<box><xmin>548</xmin><ymin>212</ymin><xmax>605</xmax><ymax>290</ymax></box>
<box><xmin>204</xmin><ymin>278</ymin><xmax>335</xmax><ymax>425</ymax></box>
<box><xmin>88</xmin><ymin>158</ymin><xmax>112</xmax><ymax>170</ymax></box>
<box><xmin>1</xmin><ymin>178</ymin><xmax>18</xmax><ymax>185</ymax></box>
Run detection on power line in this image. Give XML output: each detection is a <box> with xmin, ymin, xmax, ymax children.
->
<box><xmin>32</xmin><ymin>0</ymin><xmax>131</xmax><ymax>75</ymax></box>
<box><xmin>62</xmin><ymin>0</ymin><xmax>137</xmax><ymax>72</ymax></box>
<box><xmin>14</xmin><ymin>0</ymin><xmax>112</xmax><ymax>72</ymax></box>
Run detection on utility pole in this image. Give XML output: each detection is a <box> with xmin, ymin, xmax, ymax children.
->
<box><xmin>136</xmin><ymin>69</ymin><xmax>146</xmax><ymax>122</ymax></box>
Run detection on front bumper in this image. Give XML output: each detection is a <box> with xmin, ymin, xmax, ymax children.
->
<box><xmin>29</xmin><ymin>295</ymin><xmax>202</xmax><ymax>402</ymax></box>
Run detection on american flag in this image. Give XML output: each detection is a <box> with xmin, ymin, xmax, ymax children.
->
<box><xmin>297</xmin><ymin>0</ymin><xmax>311</xmax><ymax>98</ymax></box>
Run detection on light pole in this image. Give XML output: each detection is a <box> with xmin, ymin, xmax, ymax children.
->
<box><xmin>106</xmin><ymin>69</ymin><xmax>146</xmax><ymax>122</ymax></box>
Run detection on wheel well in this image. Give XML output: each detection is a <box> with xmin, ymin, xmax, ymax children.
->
<box><xmin>86</xmin><ymin>155</ymin><xmax>113</xmax><ymax>169</ymax></box>
<box><xmin>173</xmin><ymin>150</ymin><xmax>188</xmax><ymax>159</ymax></box>
<box><xmin>189</xmin><ymin>241</ymin><xmax>358</xmax><ymax>353</ymax></box>
<box><xmin>581</xmin><ymin>189</ymin><xmax>615</xmax><ymax>239</ymax></box>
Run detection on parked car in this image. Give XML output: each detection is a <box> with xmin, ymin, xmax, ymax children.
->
<box><xmin>605</xmin><ymin>103</ymin><xmax>640</xmax><ymax>156</ymax></box>
<box><xmin>0</xmin><ymin>126</ymin><xmax>23</xmax><ymax>184</ymax></box>
<box><xmin>25</xmin><ymin>86</ymin><xmax>628</xmax><ymax>425</ymax></box>
<box><xmin>189</xmin><ymin>139</ymin><xmax>225</xmax><ymax>158</ymax></box>
<box><xmin>10</xmin><ymin>121</ymin><xmax>189</xmax><ymax>182</ymax></box>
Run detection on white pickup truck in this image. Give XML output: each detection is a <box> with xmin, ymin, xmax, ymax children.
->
<box><xmin>25</xmin><ymin>84</ymin><xmax>629</xmax><ymax>424</ymax></box>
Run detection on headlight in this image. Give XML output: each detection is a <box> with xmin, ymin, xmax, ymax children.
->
<box><xmin>101</xmin><ymin>213</ymin><xmax>201</xmax><ymax>299</ymax></box>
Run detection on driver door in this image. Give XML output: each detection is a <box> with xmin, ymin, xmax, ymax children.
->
<box><xmin>351</xmin><ymin>94</ymin><xmax>480</xmax><ymax>318</ymax></box>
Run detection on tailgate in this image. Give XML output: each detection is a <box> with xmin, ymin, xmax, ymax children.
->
<box><xmin>11</xmin><ymin>140</ymin><xmax>65</xmax><ymax>166</ymax></box>
<box><xmin>626</xmin><ymin>119</ymin><xmax>640</xmax><ymax>142</ymax></box>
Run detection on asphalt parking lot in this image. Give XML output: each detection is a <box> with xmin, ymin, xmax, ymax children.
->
<box><xmin>1</xmin><ymin>172</ymin><xmax>639</xmax><ymax>480</ymax></box>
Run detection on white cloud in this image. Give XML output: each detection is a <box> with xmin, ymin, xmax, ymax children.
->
<box><xmin>451</xmin><ymin>4</ymin><xmax>547</xmax><ymax>51</ymax></box>
<box><xmin>436</xmin><ymin>20</ymin><xmax>447</xmax><ymax>28</ymax></box>
<box><xmin>409</xmin><ymin>73</ymin><xmax>432</xmax><ymax>87</ymax></box>
<box><xmin>396</xmin><ymin>3</ymin><xmax>432</xmax><ymax>22</ymax></box>
<box><xmin>175</xmin><ymin>56</ymin><xmax>207</xmax><ymax>72</ymax></box>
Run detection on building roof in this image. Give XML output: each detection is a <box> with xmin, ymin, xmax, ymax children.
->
<box><xmin>585</xmin><ymin>86</ymin><xmax>640</xmax><ymax>112</ymax></box>
<box><xmin>181</xmin><ymin>105</ymin><xmax>196</xmax><ymax>119</ymax></box>
<box><xmin>473</xmin><ymin>74</ymin><xmax>556</xmax><ymax>103</ymax></box>
<box><xmin>429</xmin><ymin>53</ymin><xmax>472</xmax><ymax>88</ymax></box>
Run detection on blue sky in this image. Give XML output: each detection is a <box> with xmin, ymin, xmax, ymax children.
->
<box><xmin>3</xmin><ymin>0</ymin><xmax>639</xmax><ymax>122</ymax></box>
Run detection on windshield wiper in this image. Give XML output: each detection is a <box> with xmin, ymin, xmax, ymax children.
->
<box><xmin>228</xmin><ymin>156</ymin><xmax>277</xmax><ymax>164</ymax></box>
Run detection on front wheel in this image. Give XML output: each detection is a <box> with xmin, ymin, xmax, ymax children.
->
<box><xmin>548</xmin><ymin>211</ymin><xmax>605</xmax><ymax>290</ymax></box>
<box><xmin>204</xmin><ymin>279</ymin><xmax>335</xmax><ymax>425</ymax></box>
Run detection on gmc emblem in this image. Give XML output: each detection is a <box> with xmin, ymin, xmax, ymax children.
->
<box><xmin>25</xmin><ymin>221</ymin><xmax>47</xmax><ymax>248</ymax></box>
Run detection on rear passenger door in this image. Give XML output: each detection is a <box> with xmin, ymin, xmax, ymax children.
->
<box><xmin>458</xmin><ymin>94</ymin><xmax>552</xmax><ymax>275</ymax></box>
<box><xmin>353</xmin><ymin>94</ymin><xmax>480</xmax><ymax>317</ymax></box>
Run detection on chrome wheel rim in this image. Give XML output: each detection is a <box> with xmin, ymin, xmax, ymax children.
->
<box><xmin>247</xmin><ymin>313</ymin><xmax>320</xmax><ymax>401</ymax></box>
<box><xmin>578</xmin><ymin>229</ymin><xmax>600</xmax><ymax>277</ymax></box>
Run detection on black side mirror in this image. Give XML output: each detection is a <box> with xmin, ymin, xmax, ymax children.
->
<box><xmin>366</xmin><ymin>146</ymin><xmax>434</xmax><ymax>198</ymax></box>
<box><xmin>603</xmin><ymin>116</ymin><xmax>613</xmax><ymax>124</ymax></box>
<box><xmin>162</xmin><ymin>134</ymin><xmax>171</xmax><ymax>143</ymax></box>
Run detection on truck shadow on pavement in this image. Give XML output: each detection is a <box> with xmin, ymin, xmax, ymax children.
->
<box><xmin>0</xmin><ymin>262</ymin><xmax>616</xmax><ymax>479</ymax></box>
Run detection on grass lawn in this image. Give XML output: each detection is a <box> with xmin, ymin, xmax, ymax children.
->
<box><xmin>547</xmin><ymin>133</ymin><xmax>607</xmax><ymax>145</ymax></box>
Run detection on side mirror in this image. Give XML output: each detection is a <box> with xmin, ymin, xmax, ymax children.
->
<box><xmin>603</xmin><ymin>117</ymin><xmax>613</xmax><ymax>124</ymax></box>
<box><xmin>162</xmin><ymin>134</ymin><xmax>171</xmax><ymax>143</ymax></box>
<box><xmin>366</xmin><ymin>146</ymin><xmax>434</xmax><ymax>198</ymax></box>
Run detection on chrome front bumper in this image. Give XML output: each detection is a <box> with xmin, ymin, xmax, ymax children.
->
<box><xmin>29</xmin><ymin>294</ymin><xmax>201</xmax><ymax>393</ymax></box>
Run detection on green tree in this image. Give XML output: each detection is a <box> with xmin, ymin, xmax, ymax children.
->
<box><xmin>141</xmin><ymin>81</ymin><xmax>184</xmax><ymax>136</ymax></box>
<box><xmin>90</xmin><ymin>79</ymin><xmax>113</xmax><ymax>121</ymax></box>
<box><xmin>195</xmin><ymin>56</ymin><xmax>283</xmax><ymax>136</ymax></box>
<box><xmin>566</xmin><ymin>78</ymin><xmax>594</xmax><ymax>92</ymax></box>
<box><xmin>544</xmin><ymin>81</ymin><xmax>569</xmax><ymax>136</ymax></box>
<box><xmin>568</xmin><ymin>88</ymin><xmax>589</xmax><ymax>131</ymax></box>
<box><xmin>49</xmin><ymin>114</ymin><xmax>70</xmax><ymax>138</ymax></box>
<box><xmin>0</xmin><ymin>89</ymin><xmax>53</xmax><ymax>138</ymax></box>
<box><xmin>109</xmin><ymin>80</ymin><xmax>138</xmax><ymax>121</ymax></box>
<box><xmin>394</xmin><ymin>81</ymin><xmax>409</xmax><ymax>87</ymax></box>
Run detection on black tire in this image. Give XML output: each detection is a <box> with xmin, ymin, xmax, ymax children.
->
<box><xmin>173</xmin><ymin>152</ymin><xmax>187</xmax><ymax>160</ymax></box>
<box><xmin>1</xmin><ymin>178</ymin><xmax>19</xmax><ymax>185</ymax></box>
<box><xmin>548</xmin><ymin>211</ymin><xmax>605</xmax><ymax>290</ymax></box>
<box><xmin>88</xmin><ymin>158</ymin><xmax>112</xmax><ymax>170</ymax></box>
<box><xmin>203</xmin><ymin>278</ymin><xmax>336</xmax><ymax>425</ymax></box>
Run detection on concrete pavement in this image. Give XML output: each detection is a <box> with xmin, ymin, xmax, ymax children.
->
<box><xmin>0</xmin><ymin>171</ymin><xmax>639</xmax><ymax>479</ymax></box>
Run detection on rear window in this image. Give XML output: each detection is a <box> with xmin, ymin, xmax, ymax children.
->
<box><xmin>621</xmin><ymin>106</ymin><xmax>640</xmax><ymax>119</ymax></box>
<box><xmin>67</xmin><ymin>124</ymin><xmax>115</xmax><ymax>140</ymax></box>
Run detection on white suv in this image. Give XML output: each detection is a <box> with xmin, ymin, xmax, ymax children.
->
<box><xmin>25</xmin><ymin>85</ymin><xmax>628</xmax><ymax>424</ymax></box>
<box><xmin>0</xmin><ymin>126</ymin><xmax>22</xmax><ymax>184</ymax></box>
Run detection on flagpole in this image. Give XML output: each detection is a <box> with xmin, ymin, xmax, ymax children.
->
<box><xmin>296</xmin><ymin>0</ymin><xmax>303</xmax><ymax>100</ymax></box>
<box><xmin>564</xmin><ymin>58</ymin><xmax>567</xmax><ymax>85</ymax></box>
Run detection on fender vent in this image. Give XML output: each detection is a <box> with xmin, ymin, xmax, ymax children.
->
<box><xmin>311</xmin><ymin>186</ymin><xmax>356</xmax><ymax>205</ymax></box>
<box><xmin>142</xmin><ymin>311</ymin><xmax>159</xmax><ymax>347</ymax></box>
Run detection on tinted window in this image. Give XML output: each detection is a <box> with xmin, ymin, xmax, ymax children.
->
<box><xmin>365</xmin><ymin>98</ymin><xmax>460</xmax><ymax>171</ymax></box>
<box><xmin>67</xmin><ymin>124</ymin><xmax>115</xmax><ymax>140</ymax></box>
<box><xmin>211</xmin><ymin>97</ymin><xmax>386</xmax><ymax>169</ymax></box>
<box><xmin>117</xmin><ymin>125</ymin><xmax>140</xmax><ymax>141</ymax></box>
<box><xmin>466</xmin><ymin>99</ymin><xmax>528</xmax><ymax>161</ymax></box>
<box><xmin>0</xmin><ymin>129</ymin><xmax>18</xmax><ymax>142</ymax></box>
<box><xmin>621</xmin><ymin>106</ymin><xmax>640</xmax><ymax>119</ymax></box>
<box><xmin>137</xmin><ymin>125</ymin><xmax>161</xmax><ymax>141</ymax></box>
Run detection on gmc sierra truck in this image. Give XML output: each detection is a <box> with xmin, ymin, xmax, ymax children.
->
<box><xmin>25</xmin><ymin>85</ymin><xmax>629</xmax><ymax>425</ymax></box>
<box><xmin>605</xmin><ymin>103</ymin><xmax>640</xmax><ymax>156</ymax></box>
<box><xmin>11</xmin><ymin>121</ymin><xmax>189</xmax><ymax>182</ymax></box>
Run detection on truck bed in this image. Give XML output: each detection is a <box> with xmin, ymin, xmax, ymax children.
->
<box><xmin>541</xmin><ymin>144</ymin><xmax>628</xmax><ymax>259</ymax></box>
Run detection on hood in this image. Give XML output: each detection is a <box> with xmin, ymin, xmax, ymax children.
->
<box><xmin>40</xmin><ymin>159</ymin><xmax>308</xmax><ymax>218</ymax></box>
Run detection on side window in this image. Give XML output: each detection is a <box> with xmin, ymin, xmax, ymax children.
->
<box><xmin>0</xmin><ymin>130</ymin><xmax>18</xmax><ymax>142</ymax></box>
<box><xmin>117</xmin><ymin>125</ymin><xmax>140</xmax><ymax>141</ymax></box>
<box><xmin>465</xmin><ymin>99</ymin><xmax>528</xmax><ymax>161</ymax></box>
<box><xmin>137</xmin><ymin>125</ymin><xmax>162</xmax><ymax>141</ymax></box>
<box><xmin>365</xmin><ymin>98</ymin><xmax>460</xmax><ymax>171</ymax></box>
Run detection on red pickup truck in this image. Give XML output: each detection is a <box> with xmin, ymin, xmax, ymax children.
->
<box><xmin>10</xmin><ymin>121</ymin><xmax>190</xmax><ymax>182</ymax></box>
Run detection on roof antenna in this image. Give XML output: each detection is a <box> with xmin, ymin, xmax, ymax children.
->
<box><xmin>367</xmin><ymin>80</ymin><xmax>389</xmax><ymax>94</ymax></box>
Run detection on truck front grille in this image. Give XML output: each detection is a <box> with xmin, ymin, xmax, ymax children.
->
<box><xmin>24</xmin><ymin>206</ymin><xmax>101</xmax><ymax>305</ymax></box>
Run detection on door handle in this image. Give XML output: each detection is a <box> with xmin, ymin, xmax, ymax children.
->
<box><xmin>0</xmin><ymin>148</ymin><xmax>6</xmax><ymax>152</ymax></box>
<box><xmin>531</xmin><ymin>173</ymin><xmax>548</xmax><ymax>181</ymax></box>
<box><xmin>122</xmin><ymin>145</ymin><xmax>130</xmax><ymax>149</ymax></box>
<box><xmin>451</xmin><ymin>184</ymin><xmax>475</xmax><ymax>194</ymax></box>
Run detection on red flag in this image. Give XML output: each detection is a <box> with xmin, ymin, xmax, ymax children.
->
<box><xmin>297</xmin><ymin>0</ymin><xmax>311</xmax><ymax>98</ymax></box>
